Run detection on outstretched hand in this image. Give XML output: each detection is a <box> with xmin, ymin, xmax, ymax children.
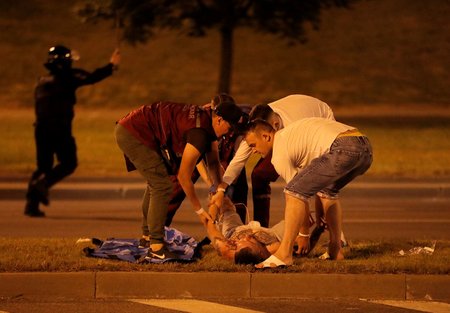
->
<box><xmin>208</xmin><ymin>203</ymin><xmax>219</xmax><ymax>222</ymax></box>
<box><xmin>197</xmin><ymin>209</ymin><xmax>213</xmax><ymax>224</ymax></box>
<box><xmin>210</xmin><ymin>191</ymin><xmax>224</xmax><ymax>210</ymax></box>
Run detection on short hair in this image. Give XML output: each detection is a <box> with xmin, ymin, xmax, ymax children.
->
<box><xmin>211</xmin><ymin>93</ymin><xmax>243</xmax><ymax>127</ymax></box>
<box><xmin>212</xmin><ymin>93</ymin><xmax>235</xmax><ymax>108</ymax></box>
<box><xmin>249</xmin><ymin>103</ymin><xmax>274</xmax><ymax>122</ymax></box>
<box><xmin>245</xmin><ymin>118</ymin><xmax>275</xmax><ymax>135</ymax></box>
<box><xmin>234</xmin><ymin>247</ymin><xmax>265</xmax><ymax>265</ymax></box>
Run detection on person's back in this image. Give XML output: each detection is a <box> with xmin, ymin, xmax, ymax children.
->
<box><xmin>214</xmin><ymin>94</ymin><xmax>335</xmax><ymax>227</ymax></box>
<box><xmin>272</xmin><ymin>117</ymin><xmax>353</xmax><ymax>183</ymax></box>
<box><xmin>35</xmin><ymin>72</ymin><xmax>77</xmax><ymax>125</ymax></box>
<box><xmin>268</xmin><ymin>94</ymin><xmax>335</xmax><ymax>127</ymax></box>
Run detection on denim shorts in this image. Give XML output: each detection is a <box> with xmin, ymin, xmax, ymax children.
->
<box><xmin>284</xmin><ymin>136</ymin><xmax>373</xmax><ymax>200</ymax></box>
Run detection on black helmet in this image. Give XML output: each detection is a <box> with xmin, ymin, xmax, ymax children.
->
<box><xmin>44</xmin><ymin>45</ymin><xmax>73</xmax><ymax>70</ymax></box>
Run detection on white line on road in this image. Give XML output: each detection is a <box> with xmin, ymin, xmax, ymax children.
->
<box><xmin>129</xmin><ymin>299</ymin><xmax>265</xmax><ymax>313</ymax></box>
<box><xmin>366</xmin><ymin>300</ymin><xmax>450</xmax><ymax>313</ymax></box>
<box><xmin>346</xmin><ymin>219</ymin><xmax>450</xmax><ymax>223</ymax></box>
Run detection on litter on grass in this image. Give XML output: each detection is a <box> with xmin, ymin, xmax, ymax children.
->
<box><xmin>398</xmin><ymin>241</ymin><xmax>436</xmax><ymax>256</ymax></box>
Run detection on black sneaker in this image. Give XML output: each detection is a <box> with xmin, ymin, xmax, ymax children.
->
<box><xmin>138</xmin><ymin>237</ymin><xmax>150</xmax><ymax>248</ymax></box>
<box><xmin>147</xmin><ymin>245</ymin><xmax>182</xmax><ymax>261</ymax></box>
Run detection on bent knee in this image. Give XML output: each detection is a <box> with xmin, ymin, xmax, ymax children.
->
<box><xmin>60</xmin><ymin>161</ymin><xmax>77</xmax><ymax>175</ymax></box>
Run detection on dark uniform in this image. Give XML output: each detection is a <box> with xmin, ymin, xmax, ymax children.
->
<box><xmin>25</xmin><ymin>45</ymin><xmax>115</xmax><ymax>217</ymax></box>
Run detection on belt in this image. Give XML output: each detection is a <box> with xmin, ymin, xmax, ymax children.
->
<box><xmin>337</xmin><ymin>129</ymin><xmax>364</xmax><ymax>138</ymax></box>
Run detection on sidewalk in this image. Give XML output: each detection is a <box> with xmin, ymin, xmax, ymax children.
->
<box><xmin>1</xmin><ymin>272</ymin><xmax>449</xmax><ymax>301</ymax></box>
<box><xmin>1</xmin><ymin>177</ymin><xmax>449</xmax><ymax>301</ymax></box>
<box><xmin>1</xmin><ymin>176</ymin><xmax>450</xmax><ymax>200</ymax></box>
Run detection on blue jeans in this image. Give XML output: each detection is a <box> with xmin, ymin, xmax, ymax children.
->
<box><xmin>284</xmin><ymin>136</ymin><xmax>373</xmax><ymax>200</ymax></box>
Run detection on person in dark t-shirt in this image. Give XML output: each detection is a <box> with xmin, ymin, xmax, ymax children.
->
<box><xmin>115</xmin><ymin>94</ymin><xmax>244</xmax><ymax>261</ymax></box>
<box><xmin>164</xmin><ymin>104</ymin><xmax>251</xmax><ymax>227</ymax></box>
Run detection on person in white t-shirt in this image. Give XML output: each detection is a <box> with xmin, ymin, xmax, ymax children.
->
<box><xmin>244</xmin><ymin>118</ymin><xmax>372</xmax><ymax>268</ymax></box>
<box><xmin>211</xmin><ymin>95</ymin><xmax>335</xmax><ymax>228</ymax></box>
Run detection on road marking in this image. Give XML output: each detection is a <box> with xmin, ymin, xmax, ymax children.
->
<box><xmin>366</xmin><ymin>300</ymin><xmax>450</xmax><ymax>312</ymax></box>
<box><xmin>129</xmin><ymin>299</ymin><xmax>265</xmax><ymax>313</ymax></box>
<box><xmin>346</xmin><ymin>219</ymin><xmax>450</xmax><ymax>223</ymax></box>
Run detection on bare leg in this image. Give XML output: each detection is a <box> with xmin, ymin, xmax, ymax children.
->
<box><xmin>314</xmin><ymin>194</ymin><xmax>325</xmax><ymax>226</ymax></box>
<box><xmin>320</xmin><ymin>197</ymin><xmax>344</xmax><ymax>260</ymax></box>
<box><xmin>271</xmin><ymin>194</ymin><xmax>309</xmax><ymax>265</ymax></box>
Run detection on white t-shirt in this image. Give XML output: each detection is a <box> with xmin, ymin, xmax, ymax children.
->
<box><xmin>272</xmin><ymin>117</ymin><xmax>353</xmax><ymax>183</ymax></box>
<box><xmin>222</xmin><ymin>94</ymin><xmax>335</xmax><ymax>185</ymax></box>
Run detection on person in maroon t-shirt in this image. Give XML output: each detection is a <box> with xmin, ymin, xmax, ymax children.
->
<box><xmin>164</xmin><ymin>105</ymin><xmax>251</xmax><ymax>227</ymax></box>
<box><xmin>115</xmin><ymin>94</ymin><xmax>244</xmax><ymax>261</ymax></box>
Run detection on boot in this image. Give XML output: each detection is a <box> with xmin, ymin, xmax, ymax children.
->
<box><xmin>31</xmin><ymin>178</ymin><xmax>49</xmax><ymax>206</ymax></box>
<box><xmin>24</xmin><ymin>197</ymin><xmax>45</xmax><ymax>217</ymax></box>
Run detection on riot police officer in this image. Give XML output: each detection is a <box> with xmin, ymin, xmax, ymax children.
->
<box><xmin>25</xmin><ymin>45</ymin><xmax>120</xmax><ymax>217</ymax></box>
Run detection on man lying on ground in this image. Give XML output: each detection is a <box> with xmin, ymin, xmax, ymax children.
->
<box><xmin>199</xmin><ymin>197</ymin><xmax>308</xmax><ymax>264</ymax></box>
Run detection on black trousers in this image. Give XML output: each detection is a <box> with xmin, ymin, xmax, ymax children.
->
<box><xmin>29</xmin><ymin>122</ymin><xmax>78</xmax><ymax>188</ymax></box>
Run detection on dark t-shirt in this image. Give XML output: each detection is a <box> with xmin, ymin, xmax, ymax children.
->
<box><xmin>185</xmin><ymin>128</ymin><xmax>213</xmax><ymax>155</ymax></box>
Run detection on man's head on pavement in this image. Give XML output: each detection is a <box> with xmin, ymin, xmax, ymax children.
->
<box><xmin>245</xmin><ymin>119</ymin><xmax>275</xmax><ymax>158</ymax></box>
<box><xmin>234</xmin><ymin>234</ymin><xmax>271</xmax><ymax>264</ymax></box>
<box><xmin>214</xmin><ymin>197</ymin><xmax>270</xmax><ymax>264</ymax></box>
<box><xmin>214</xmin><ymin>234</ymin><xmax>270</xmax><ymax>265</ymax></box>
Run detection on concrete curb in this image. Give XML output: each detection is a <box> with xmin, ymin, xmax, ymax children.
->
<box><xmin>1</xmin><ymin>181</ymin><xmax>449</xmax><ymax>200</ymax></box>
<box><xmin>1</xmin><ymin>272</ymin><xmax>449</xmax><ymax>301</ymax></box>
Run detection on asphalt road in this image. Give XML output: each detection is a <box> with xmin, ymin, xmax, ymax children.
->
<box><xmin>3</xmin><ymin>298</ymin><xmax>448</xmax><ymax>313</ymax></box>
<box><xmin>0</xmin><ymin>179</ymin><xmax>449</xmax><ymax>242</ymax></box>
<box><xmin>1</xmin><ymin>179</ymin><xmax>450</xmax><ymax>313</ymax></box>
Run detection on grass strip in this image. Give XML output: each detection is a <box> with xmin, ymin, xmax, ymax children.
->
<box><xmin>1</xmin><ymin>108</ymin><xmax>450</xmax><ymax>178</ymax></box>
<box><xmin>1</xmin><ymin>237</ymin><xmax>448</xmax><ymax>274</ymax></box>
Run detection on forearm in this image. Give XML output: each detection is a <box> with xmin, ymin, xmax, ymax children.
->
<box><xmin>196</xmin><ymin>160</ymin><xmax>213</xmax><ymax>187</ymax></box>
<box><xmin>202</xmin><ymin>217</ymin><xmax>223</xmax><ymax>241</ymax></box>
<box><xmin>222</xmin><ymin>141</ymin><xmax>252</xmax><ymax>186</ymax></box>
<box><xmin>85</xmin><ymin>63</ymin><xmax>114</xmax><ymax>84</ymax></box>
<box><xmin>207</xmin><ymin>158</ymin><xmax>222</xmax><ymax>188</ymax></box>
<box><xmin>205</xmin><ymin>141</ymin><xmax>222</xmax><ymax>188</ymax></box>
<box><xmin>178</xmin><ymin>171</ymin><xmax>202</xmax><ymax>212</ymax></box>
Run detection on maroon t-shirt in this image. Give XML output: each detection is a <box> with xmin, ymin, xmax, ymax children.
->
<box><xmin>118</xmin><ymin>101</ymin><xmax>217</xmax><ymax>159</ymax></box>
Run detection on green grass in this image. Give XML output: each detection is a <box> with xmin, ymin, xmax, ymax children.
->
<box><xmin>1</xmin><ymin>107</ymin><xmax>449</xmax><ymax>178</ymax></box>
<box><xmin>339</xmin><ymin>115</ymin><xmax>450</xmax><ymax>178</ymax></box>
<box><xmin>0</xmin><ymin>237</ymin><xmax>447</xmax><ymax>274</ymax></box>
